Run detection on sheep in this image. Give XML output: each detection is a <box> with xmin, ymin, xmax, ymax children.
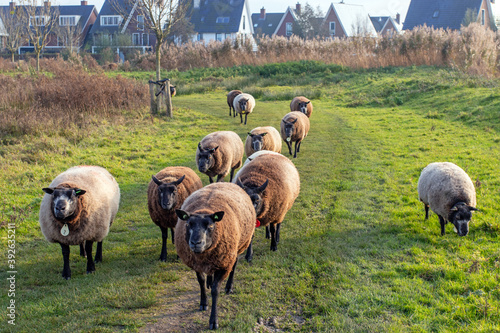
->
<box><xmin>196</xmin><ymin>131</ymin><xmax>244</xmax><ymax>183</ymax></box>
<box><xmin>147</xmin><ymin>166</ymin><xmax>203</xmax><ymax>261</ymax></box>
<box><xmin>242</xmin><ymin>150</ymin><xmax>282</xmax><ymax>167</ymax></box>
<box><xmin>233</xmin><ymin>93</ymin><xmax>256</xmax><ymax>125</ymax></box>
<box><xmin>39</xmin><ymin>166</ymin><xmax>120</xmax><ymax>279</ymax></box>
<box><xmin>244</xmin><ymin>126</ymin><xmax>282</xmax><ymax>158</ymax></box>
<box><xmin>234</xmin><ymin>153</ymin><xmax>300</xmax><ymax>260</ymax></box>
<box><xmin>280</xmin><ymin>111</ymin><xmax>310</xmax><ymax>158</ymax></box>
<box><xmin>226</xmin><ymin>90</ymin><xmax>242</xmax><ymax>117</ymax></box>
<box><xmin>417</xmin><ymin>162</ymin><xmax>478</xmax><ymax>236</ymax></box>
<box><xmin>170</xmin><ymin>85</ymin><xmax>176</xmax><ymax>97</ymax></box>
<box><xmin>290</xmin><ymin>96</ymin><xmax>313</xmax><ymax>118</ymax></box>
<box><xmin>175</xmin><ymin>182</ymin><xmax>255</xmax><ymax>330</ymax></box>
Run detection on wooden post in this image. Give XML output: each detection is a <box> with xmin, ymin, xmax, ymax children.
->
<box><xmin>149</xmin><ymin>81</ymin><xmax>158</xmax><ymax>115</ymax></box>
<box><xmin>165</xmin><ymin>79</ymin><xmax>173</xmax><ymax>118</ymax></box>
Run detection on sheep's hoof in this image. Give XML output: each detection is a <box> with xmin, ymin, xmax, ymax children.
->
<box><xmin>271</xmin><ymin>245</ymin><xmax>278</xmax><ymax>251</ymax></box>
<box><xmin>95</xmin><ymin>257</ymin><xmax>102</xmax><ymax>263</ymax></box>
<box><xmin>159</xmin><ymin>256</ymin><xmax>167</xmax><ymax>262</ymax></box>
<box><xmin>209</xmin><ymin>321</ymin><xmax>219</xmax><ymax>330</ymax></box>
<box><xmin>199</xmin><ymin>305</ymin><xmax>207</xmax><ymax>311</ymax></box>
<box><xmin>245</xmin><ymin>255</ymin><xmax>253</xmax><ymax>263</ymax></box>
<box><xmin>225</xmin><ymin>287</ymin><xmax>234</xmax><ymax>294</ymax></box>
<box><xmin>62</xmin><ymin>275</ymin><xmax>71</xmax><ymax>280</ymax></box>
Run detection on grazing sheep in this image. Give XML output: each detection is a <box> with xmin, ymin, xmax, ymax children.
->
<box><xmin>227</xmin><ymin>90</ymin><xmax>242</xmax><ymax>117</ymax></box>
<box><xmin>290</xmin><ymin>96</ymin><xmax>313</xmax><ymax>118</ymax></box>
<box><xmin>417</xmin><ymin>162</ymin><xmax>478</xmax><ymax>236</ymax></box>
<box><xmin>39</xmin><ymin>166</ymin><xmax>120</xmax><ymax>279</ymax></box>
<box><xmin>233</xmin><ymin>93</ymin><xmax>256</xmax><ymax>125</ymax></box>
<box><xmin>175</xmin><ymin>182</ymin><xmax>255</xmax><ymax>330</ymax></box>
<box><xmin>234</xmin><ymin>153</ymin><xmax>300</xmax><ymax>260</ymax></box>
<box><xmin>280</xmin><ymin>111</ymin><xmax>310</xmax><ymax>158</ymax></box>
<box><xmin>244</xmin><ymin>126</ymin><xmax>282</xmax><ymax>158</ymax></box>
<box><xmin>147</xmin><ymin>166</ymin><xmax>203</xmax><ymax>261</ymax></box>
<box><xmin>196</xmin><ymin>131</ymin><xmax>244</xmax><ymax>183</ymax></box>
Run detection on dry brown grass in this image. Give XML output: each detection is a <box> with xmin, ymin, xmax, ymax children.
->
<box><xmin>130</xmin><ymin>23</ymin><xmax>499</xmax><ymax>76</ymax></box>
<box><xmin>0</xmin><ymin>59</ymin><xmax>148</xmax><ymax>137</ymax></box>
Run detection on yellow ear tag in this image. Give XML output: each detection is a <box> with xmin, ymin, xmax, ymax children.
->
<box><xmin>286</xmin><ymin>137</ymin><xmax>291</xmax><ymax>142</ymax></box>
<box><xmin>61</xmin><ymin>224</ymin><xmax>69</xmax><ymax>236</ymax></box>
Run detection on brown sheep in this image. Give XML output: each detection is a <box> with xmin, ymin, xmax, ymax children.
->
<box><xmin>290</xmin><ymin>96</ymin><xmax>313</xmax><ymax>118</ymax></box>
<box><xmin>233</xmin><ymin>93</ymin><xmax>256</xmax><ymax>125</ymax></box>
<box><xmin>244</xmin><ymin>126</ymin><xmax>282</xmax><ymax>158</ymax></box>
<box><xmin>280</xmin><ymin>111</ymin><xmax>310</xmax><ymax>158</ymax></box>
<box><xmin>147</xmin><ymin>166</ymin><xmax>203</xmax><ymax>261</ymax></box>
<box><xmin>196</xmin><ymin>131</ymin><xmax>244</xmax><ymax>183</ymax></box>
<box><xmin>175</xmin><ymin>182</ymin><xmax>256</xmax><ymax>330</ymax></box>
<box><xmin>227</xmin><ymin>90</ymin><xmax>242</xmax><ymax>117</ymax></box>
<box><xmin>234</xmin><ymin>153</ymin><xmax>300</xmax><ymax>259</ymax></box>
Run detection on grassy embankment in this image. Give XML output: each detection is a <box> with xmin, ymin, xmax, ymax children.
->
<box><xmin>1</xmin><ymin>62</ymin><xmax>499</xmax><ymax>332</ymax></box>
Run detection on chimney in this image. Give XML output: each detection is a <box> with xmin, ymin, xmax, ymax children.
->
<box><xmin>194</xmin><ymin>0</ymin><xmax>200</xmax><ymax>9</ymax></box>
<box><xmin>9</xmin><ymin>1</ymin><xmax>15</xmax><ymax>11</ymax></box>
<box><xmin>260</xmin><ymin>7</ymin><xmax>266</xmax><ymax>20</ymax></box>
<box><xmin>296</xmin><ymin>2</ymin><xmax>301</xmax><ymax>15</ymax></box>
<box><xmin>81</xmin><ymin>0</ymin><xmax>88</xmax><ymax>5</ymax></box>
<box><xmin>44</xmin><ymin>1</ymin><xmax>50</xmax><ymax>9</ymax></box>
<box><xmin>395</xmin><ymin>13</ymin><xmax>400</xmax><ymax>24</ymax></box>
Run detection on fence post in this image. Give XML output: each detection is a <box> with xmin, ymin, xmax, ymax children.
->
<box><xmin>164</xmin><ymin>79</ymin><xmax>172</xmax><ymax>118</ymax></box>
<box><xmin>149</xmin><ymin>81</ymin><xmax>158</xmax><ymax>115</ymax></box>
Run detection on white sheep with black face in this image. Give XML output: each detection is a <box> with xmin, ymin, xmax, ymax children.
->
<box><xmin>39</xmin><ymin>166</ymin><xmax>120</xmax><ymax>279</ymax></box>
<box><xmin>417</xmin><ymin>162</ymin><xmax>478</xmax><ymax>236</ymax></box>
<box><xmin>233</xmin><ymin>93</ymin><xmax>256</xmax><ymax>125</ymax></box>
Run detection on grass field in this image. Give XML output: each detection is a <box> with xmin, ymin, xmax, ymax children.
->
<box><xmin>1</xmin><ymin>64</ymin><xmax>500</xmax><ymax>332</ymax></box>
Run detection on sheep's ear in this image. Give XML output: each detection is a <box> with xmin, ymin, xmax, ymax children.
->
<box><xmin>236</xmin><ymin>177</ymin><xmax>245</xmax><ymax>189</ymax></box>
<box><xmin>74</xmin><ymin>189</ymin><xmax>86</xmax><ymax>196</ymax></box>
<box><xmin>198</xmin><ymin>142</ymin><xmax>202</xmax><ymax>151</ymax></box>
<box><xmin>469</xmin><ymin>206</ymin><xmax>479</xmax><ymax>212</ymax></box>
<box><xmin>306</xmin><ymin>101</ymin><xmax>311</xmax><ymax>105</ymax></box>
<box><xmin>261</xmin><ymin>132</ymin><xmax>268</xmax><ymax>137</ymax></box>
<box><xmin>173</xmin><ymin>175</ymin><xmax>186</xmax><ymax>186</ymax></box>
<box><xmin>152</xmin><ymin>175</ymin><xmax>163</xmax><ymax>186</ymax></box>
<box><xmin>450</xmin><ymin>206</ymin><xmax>458</xmax><ymax>212</ymax></box>
<box><xmin>255</xmin><ymin>179</ymin><xmax>269</xmax><ymax>194</ymax></box>
<box><xmin>291</xmin><ymin>118</ymin><xmax>298</xmax><ymax>124</ymax></box>
<box><xmin>247</xmin><ymin>132</ymin><xmax>254</xmax><ymax>137</ymax></box>
<box><xmin>176</xmin><ymin>209</ymin><xmax>190</xmax><ymax>221</ymax></box>
<box><xmin>209</xmin><ymin>146</ymin><xmax>219</xmax><ymax>153</ymax></box>
<box><xmin>211</xmin><ymin>211</ymin><xmax>224</xmax><ymax>222</ymax></box>
<box><xmin>42</xmin><ymin>187</ymin><xmax>54</xmax><ymax>194</ymax></box>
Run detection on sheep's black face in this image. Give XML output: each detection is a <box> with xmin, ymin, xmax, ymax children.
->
<box><xmin>298</xmin><ymin>101</ymin><xmax>310</xmax><ymax>114</ymax></box>
<box><xmin>197</xmin><ymin>144</ymin><xmax>218</xmax><ymax>173</ymax></box>
<box><xmin>283</xmin><ymin>119</ymin><xmax>297</xmax><ymax>141</ymax></box>
<box><xmin>239</xmin><ymin>99</ymin><xmax>248</xmax><ymax>111</ymax></box>
<box><xmin>236</xmin><ymin>179</ymin><xmax>269</xmax><ymax>216</ymax></box>
<box><xmin>249</xmin><ymin>132</ymin><xmax>267</xmax><ymax>152</ymax></box>
<box><xmin>43</xmin><ymin>187</ymin><xmax>86</xmax><ymax>220</ymax></box>
<box><xmin>449</xmin><ymin>203</ymin><xmax>477</xmax><ymax>237</ymax></box>
<box><xmin>152</xmin><ymin>175</ymin><xmax>185</xmax><ymax>210</ymax></box>
<box><xmin>176</xmin><ymin>210</ymin><xmax>224</xmax><ymax>253</ymax></box>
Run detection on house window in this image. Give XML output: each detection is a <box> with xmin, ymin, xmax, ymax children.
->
<box><xmin>225</xmin><ymin>33</ymin><xmax>231</xmax><ymax>39</ymax></box>
<box><xmin>216</xmin><ymin>33</ymin><xmax>224</xmax><ymax>41</ymax></box>
<box><xmin>216</xmin><ymin>17</ymin><xmax>229</xmax><ymax>23</ymax></box>
<box><xmin>137</xmin><ymin>15</ymin><xmax>144</xmax><ymax>30</ymax></box>
<box><xmin>57</xmin><ymin>36</ymin><xmax>67</xmax><ymax>46</ymax></box>
<box><xmin>286</xmin><ymin>22</ymin><xmax>292</xmax><ymax>36</ymax></box>
<box><xmin>329</xmin><ymin>21</ymin><xmax>335</xmax><ymax>35</ymax></box>
<box><xmin>433</xmin><ymin>10</ymin><xmax>439</xmax><ymax>18</ymax></box>
<box><xmin>481</xmin><ymin>9</ymin><xmax>485</xmax><ymax>25</ymax></box>
<box><xmin>30</xmin><ymin>16</ymin><xmax>47</xmax><ymax>26</ymax></box>
<box><xmin>132</xmin><ymin>33</ymin><xmax>140</xmax><ymax>45</ymax></box>
<box><xmin>60</xmin><ymin>16</ymin><xmax>77</xmax><ymax>26</ymax></box>
<box><xmin>197</xmin><ymin>33</ymin><xmax>203</xmax><ymax>41</ymax></box>
<box><xmin>101</xmin><ymin>16</ymin><xmax>121</xmax><ymax>26</ymax></box>
<box><xmin>142</xmin><ymin>33</ymin><xmax>149</xmax><ymax>46</ymax></box>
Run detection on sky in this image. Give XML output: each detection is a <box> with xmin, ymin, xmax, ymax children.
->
<box><xmin>0</xmin><ymin>0</ymin><xmax>413</xmax><ymax>21</ymax></box>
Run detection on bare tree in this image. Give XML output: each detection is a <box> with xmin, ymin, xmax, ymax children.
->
<box><xmin>293</xmin><ymin>3</ymin><xmax>324</xmax><ymax>39</ymax></box>
<box><xmin>55</xmin><ymin>19</ymin><xmax>83</xmax><ymax>55</ymax></box>
<box><xmin>19</xmin><ymin>0</ymin><xmax>59</xmax><ymax>72</ymax></box>
<box><xmin>0</xmin><ymin>5</ymin><xmax>26</xmax><ymax>62</ymax></box>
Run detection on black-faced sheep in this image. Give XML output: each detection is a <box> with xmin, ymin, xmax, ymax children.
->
<box><xmin>39</xmin><ymin>166</ymin><xmax>120</xmax><ymax>279</ymax></box>
<box><xmin>170</xmin><ymin>85</ymin><xmax>176</xmax><ymax>97</ymax></box>
<box><xmin>175</xmin><ymin>182</ymin><xmax>255</xmax><ymax>330</ymax></box>
<box><xmin>233</xmin><ymin>93</ymin><xmax>255</xmax><ymax>125</ymax></box>
<box><xmin>227</xmin><ymin>90</ymin><xmax>242</xmax><ymax>117</ymax></box>
<box><xmin>234</xmin><ymin>153</ymin><xmax>300</xmax><ymax>260</ymax></box>
<box><xmin>417</xmin><ymin>162</ymin><xmax>478</xmax><ymax>236</ymax></box>
<box><xmin>280</xmin><ymin>111</ymin><xmax>310</xmax><ymax>158</ymax></box>
<box><xmin>196</xmin><ymin>131</ymin><xmax>244</xmax><ymax>183</ymax></box>
<box><xmin>290</xmin><ymin>96</ymin><xmax>313</xmax><ymax>118</ymax></box>
<box><xmin>244</xmin><ymin>126</ymin><xmax>282</xmax><ymax>158</ymax></box>
<box><xmin>147</xmin><ymin>166</ymin><xmax>203</xmax><ymax>261</ymax></box>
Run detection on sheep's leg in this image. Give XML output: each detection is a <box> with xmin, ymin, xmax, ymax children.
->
<box><xmin>60</xmin><ymin>243</ymin><xmax>71</xmax><ymax>280</ymax></box>
<box><xmin>228</xmin><ymin>106</ymin><xmax>231</xmax><ymax>117</ymax></box>
<box><xmin>206</xmin><ymin>274</ymin><xmax>213</xmax><ymax>289</ymax></box>
<box><xmin>276</xmin><ymin>223</ymin><xmax>281</xmax><ymax>243</ymax></box>
<box><xmin>229</xmin><ymin>168</ymin><xmax>235</xmax><ymax>183</ymax></box>
<box><xmin>286</xmin><ymin>141</ymin><xmax>292</xmax><ymax>156</ymax></box>
<box><xmin>270</xmin><ymin>224</ymin><xmax>278</xmax><ymax>251</ymax></box>
<box><xmin>297</xmin><ymin>140</ymin><xmax>302</xmax><ymax>153</ymax></box>
<box><xmin>209</xmin><ymin>269</ymin><xmax>226</xmax><ymax>330</ymax></box>
<box><xmin>170</xmin><ymin>227</ymin><xmax>175</xmax><ymax>245</ymax></box>
<box><xmin>209</xmin><ymin>176</ymin><xmax>214</xmax><ymax>184</ymax></box>
<box><xmin>265</xmin><ymin>226</ymin><xmax>270</xmax><ymax>239</ymax></box>
<box><xmin>216</xmin><ymin>174</ymin><xmax>224</xmax><ymax>182</ymax></box>
<box><xmin>240</xmin><ymin>112</ymin><xmax>243</xmax><ymax>124</ymax></box>
<box><xmin>233</xmin><ymin>108</ymin><xmax>236</xmax><ymax>117</ymax></box>
<box><xmin>244</xmin><ymin>113</ymin><xmax>248</xmax><ymax>125</ymax></box>
<box><xmin>245</xmin><ymin>236</ymin><xmax>254</xmax><ymax>262</ymax></box>
<box><xmin>424</xmin><ymin>204</ymin><xmax>429</xmax><ymax>220</ymax></box>
<box><xmin>293</xmin><ymin>141</ymin><xmax>299</xmax><ymax>158</ymax></box>
<box><xmin>225</xmin><ymin>259</ymin><xmax>238</xmax><ymax>294</ymax></box>
<box><xmin>95</xmin><ymin>241</ymin><xmax>103</xmax><ymax>263</ymax></box>
<box><xmin>85</xmin><ymin>241</ymin><xmax>95</xmax><ymax>274</ymax></box>
<box><xmin>159</xmin><ymin>227</ymin><xmax>168</xmax><ymax>262</ymax></box>
<box><xmin>439</xmin><ymin>215</ymin><xmax>446</xmax><ymax>236</ymax></box>
<box><xmin>196</xmin><ymin>272</ymin><xmax>208</xmax><ymax>311</ymax></box>
<box><xmin>79</xmin><ymin>242</ymin><xmax>86</xmax><ymax>257</ymax></box>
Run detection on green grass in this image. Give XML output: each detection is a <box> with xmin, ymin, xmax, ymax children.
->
<box><xmin>1</xmin><ymin>63</ymin><xmax>500</xmax><ymax>332</ymax></box>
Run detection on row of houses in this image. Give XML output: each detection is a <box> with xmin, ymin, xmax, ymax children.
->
<box><xmin>0</xmin><ymin>0</ymin><xmax>497</xmax><ymax>56</ymax></box>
